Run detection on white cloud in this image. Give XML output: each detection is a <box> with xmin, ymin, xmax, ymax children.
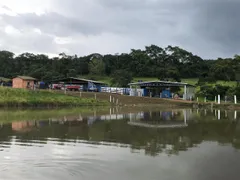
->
<box><xmin>4</xmin><ymin>25</ymin><xmax>21</xmax><ymax>35</ymax></box>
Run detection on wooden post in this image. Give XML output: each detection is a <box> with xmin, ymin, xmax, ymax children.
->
<box><xmin>110</xmin><ymin>95</ymin><xmax>112</xmax><ymax>103</ymax></box>
<box><xmin>94</xmin><ymin>93</ymin><xmax>97</xmax><ymax>100</ymax></box>
<box><xmin>204</xmin><ymin>97</ymin><xmax>207</xmax><ymax>103</ymax></box>
<box><xmin>80</xmin><ymin>91</ymin><xmax>82</xmax><ymax>97</ymax></box>
<box><xmin>197</xmin><ymin>97</ymin><xmax>199</xmax><ymax>102</ymax></box>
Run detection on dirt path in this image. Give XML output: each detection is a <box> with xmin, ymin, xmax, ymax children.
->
<box><xmin>61</xmin><ymin>91</ymin><xmax>194</xmax><ymax>107</ymax></box>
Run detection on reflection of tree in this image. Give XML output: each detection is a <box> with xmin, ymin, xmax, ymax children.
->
<box><xmin>0</xmin><ymin>118</ymin><xmax>240</xmax><ymax>156</ymax></box>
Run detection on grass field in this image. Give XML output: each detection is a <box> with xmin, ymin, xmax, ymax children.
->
<box><xmin>0</xmin><ymin>87</ymin><xmax>109</xmax><ymax>107</ymax></box>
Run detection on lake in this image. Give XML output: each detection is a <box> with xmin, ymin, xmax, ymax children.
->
<box><xmin>0</xmin><ymin>108</ymin><xmax>240</xmax><ymax>180</ymax></box>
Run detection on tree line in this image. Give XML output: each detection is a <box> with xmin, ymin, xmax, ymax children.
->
<box><xmin>0</xmin><ymin>45</ymin><xmax>239</xmax><ymax>87</ymax></box>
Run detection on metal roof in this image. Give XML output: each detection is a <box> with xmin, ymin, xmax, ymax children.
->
<box><xmin>0</xmin><ymin>77</ymin><xmax>11</xmax><ymax>82</ymax></box>
<box><xmin>15</xmin><ymin>76</ymin><xmax>37</xmax><ymax>80</ymax></box>
<box><xmin>49</xmin><ymin>77</ymin><xmax>106</xmax><ymax>84</ymax></box>
<box><xmin>128</xmin><ymin>80</ymin><xmax>195</xmax><ymax>87</ymax></box>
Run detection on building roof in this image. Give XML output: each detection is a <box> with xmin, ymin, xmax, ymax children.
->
<box><xmin>14</xmin><ymin>76</ymin><xmax>37</xmax><ymax>80</ymax></box>
<box><xmin>49</xmin><ymin>77</ymin><xmax>106</xmax><ymax>85</ymax></box>
<box><xmin>0</xmin><ymin>77</ymin><xmax>11</xmax><ymax>82</ymax></box>
<box><xmin>128</xmin><ymin>80</ymin><xmax>195</xmax><ymax>87</ymax></box>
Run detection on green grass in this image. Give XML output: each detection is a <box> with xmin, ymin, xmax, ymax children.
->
<box><xmin>0</xmin><ymin>87</ymin><xmax>109</xmax><ymax>107</ymax></box>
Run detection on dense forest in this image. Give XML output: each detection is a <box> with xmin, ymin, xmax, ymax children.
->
<box><xmin>0</xmin><ymin>44</ymin><xmax>239</xmax><ymax>87</ymax></box>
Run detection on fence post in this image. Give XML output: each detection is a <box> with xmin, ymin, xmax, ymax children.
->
<box><xmin>197</xmin><ymin>97</ymin><xmax>199</xmax><ymax>102</ymax></box>
<box><xmin>218</xmin><ymin>95</ymin><xmax>220</xmax><ymax>104</ymax></box>
<box><xmin>80</xmin><ymin>91</ymin><xmax>82</xmax><ymax>97</ymax></box>
<box><xmin>234</xmin><ymin>95</ymin><xmax>237</xmax><ymax>104</ymax></box>
<box><xmin>110</xmin><ymin>95</ymin><xmax>112</xmax><ymax>103</ymax></box>
<box><xmin>204</xmin><ymin>97</ymin><xmax>207</xmax><ymax>103</ymax></box>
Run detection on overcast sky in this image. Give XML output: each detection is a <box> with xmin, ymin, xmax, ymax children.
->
<box><xmin>0</xmin><ymin>0</ymin><xmax>239</xmax><ymax>59</ymax></box>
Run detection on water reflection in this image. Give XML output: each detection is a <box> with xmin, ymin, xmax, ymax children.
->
<box><xmin>0</xmin><ymin>109</ymin><xmax>239</xmax><ymax>155</ymax></box>
<box><xmin>1</xmin><ymin>108</ymin><xmax>240</xmax><ymax>180</ymax></box>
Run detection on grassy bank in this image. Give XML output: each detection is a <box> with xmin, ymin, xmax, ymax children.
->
<box><xmin>0</xmin><ymin>87</ymin><xmax>109</xmax><ymax>107</ymax></box>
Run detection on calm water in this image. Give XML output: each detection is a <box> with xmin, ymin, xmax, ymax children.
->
<box><xmin>0</xmin><ymin>108</ymin><xmax>240</xmax><ymax>180</ymax></box>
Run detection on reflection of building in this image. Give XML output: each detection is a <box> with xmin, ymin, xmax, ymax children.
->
<box><xmin>12</xmin><ymin>121</ymin><xmax>35</xmax><ymax>132</ymax></box>
<box><xmin>128</xmin><ymin>110</ymin><xmax>191</xmax><ymax>128</ymax></box>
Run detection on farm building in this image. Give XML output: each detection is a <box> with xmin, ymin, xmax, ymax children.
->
<box><xmin>12</xmin><ymin>76</ymin><xmax>37</xmax><ymax>89</ymax></box>
<box><xmin>128</xmin><ymin>80</ymin><xmax>195</xmax><ymax>100</ymax></box>
<box><xmin>49</xmin><ymin>77</ymin><xmax>107</xmax><ymax>91</ymax></box>
<box><xmin>0</xmin><ymin>77</ymin><xmax>12</xmax><ymax>86</ymax></box>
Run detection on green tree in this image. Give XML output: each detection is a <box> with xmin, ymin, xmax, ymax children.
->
<box><xmin>111</xmin><ymin>70</ymin><xmax>133</xmax><ymax>87</ymax></box>
<box><xmin>89</xmin><ymin>54</ymin><xmax>105</xmax><ymax>76</ymax></box>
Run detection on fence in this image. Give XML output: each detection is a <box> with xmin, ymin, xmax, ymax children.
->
<box><xmin>196</xmin><ymin>95</ymin><xmax>238</xmax><ymax>104</ymax></box>
<box><xmin>100</xmin><ymin>87</ymin><xmax>131</xmax><ymax>95</ymax></box>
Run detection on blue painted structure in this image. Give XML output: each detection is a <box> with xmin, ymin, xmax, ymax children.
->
<box><xmin>161</xmin><ymin>90</ymin><xmax>172</xmax><ymax>98</ymax></box>
<box><xmin>143</xmin><ymin>88</ymin><xmax>148</xmax><ymax>96</ymax></box>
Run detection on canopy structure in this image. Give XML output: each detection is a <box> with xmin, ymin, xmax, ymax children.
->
<box><xmin>128</xmin><ymin>80</ymin><xmax>195</xmax><ymax>100</ymax></box>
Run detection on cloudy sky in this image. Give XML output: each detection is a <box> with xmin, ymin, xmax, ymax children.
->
<box><xmin>0</xmin><ymin>0</ymin><xmax>239</xmax><ymax>59</ymax></box>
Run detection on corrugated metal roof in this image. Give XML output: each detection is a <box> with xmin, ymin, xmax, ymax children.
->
<box><xmin>128</xmin><ymin>80</ymin><xmax>195</xmax><ymax>87</ymax></box>
<box><xmin>15</xmin><ymin>76</ymin><xmax>36</xmax><ymax>80</ymax></box>
<box><xmin>49</xmin><ymin>77</ymin><xmax>106</xmax><ymax>84</ymax></box>
<box><xmin>0</xmin><ymin>77</ymin><xmax>11</xmax><ymax>82</ymax></box>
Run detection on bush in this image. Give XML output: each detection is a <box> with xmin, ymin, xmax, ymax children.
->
<box><xmin>197</xmin><ymin>84</ymin><xmax>230</xmax><ymax>100</ymax></box>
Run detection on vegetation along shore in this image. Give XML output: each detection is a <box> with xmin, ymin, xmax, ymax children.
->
<box><xmin>0</xmin><ymin>87</ymin><xmax>109</xmax><ymax>108</ymax></box>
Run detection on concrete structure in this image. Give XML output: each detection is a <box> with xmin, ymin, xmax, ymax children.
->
<box><xmin>128</xmin><ymin>80</ymin><xmax>195</xmax><ymax>100</ymax></box>
<box><xmin>12</xmin><ymin>76</ymin><xmax>36</xmax><ymax>89</ymax></box>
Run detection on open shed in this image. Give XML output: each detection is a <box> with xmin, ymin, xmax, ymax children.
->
<box><xmin>49</xmin><ymin>77</ymin><xmax>107</xmax><ymax>91</ymax></box>
<box><xmin>0</xmin><ymin>77</ymin><xmax>12</xmax><ymax>86</ymax></box>
<box><xmin>128</xmin><ymin>80</ymin><xmax>195</xmax><ymax>100</ymax></box>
